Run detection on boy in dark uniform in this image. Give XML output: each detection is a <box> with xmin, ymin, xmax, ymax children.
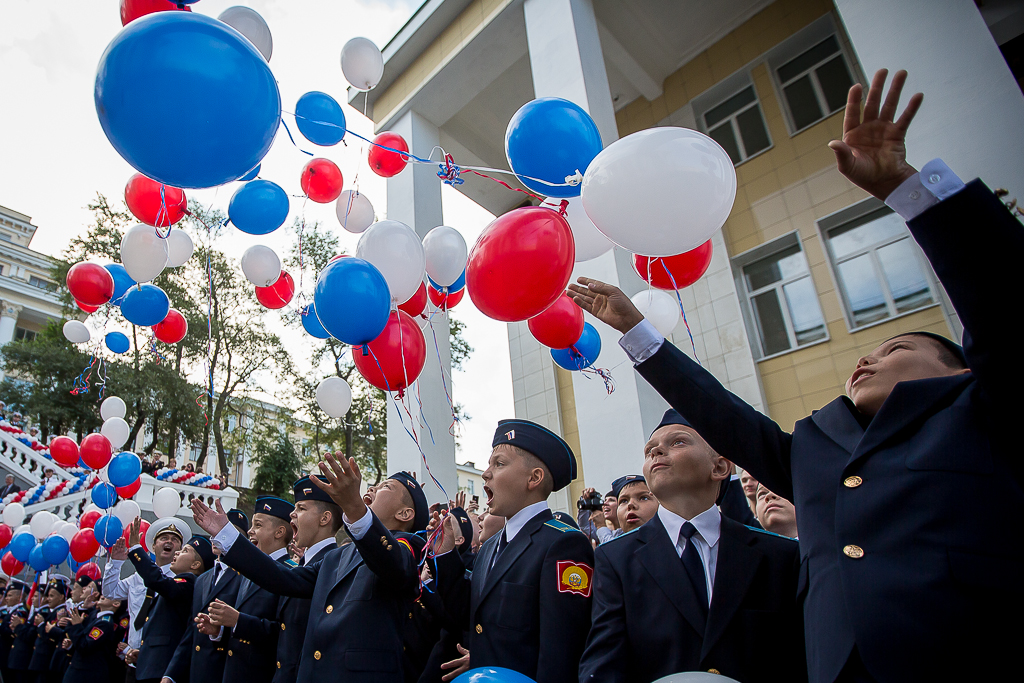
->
<box><xmin>61</xmin><ymin>592</ymin><xmax>123</xmax><ymax>683</ymax></box>
<box><xmin>8</xmin><ymin>583</ymin><xmax>42</xmax><ymax>681</ymax></box>
<box><xmin>29</xmin><ymin>576</ymin><xmax>70</xmax><ymax>683</ymax></box>
<box><xmin>431</xmin><ymin>419</ymin><xmax>595</xmax><ymax>683</ymax></box>
<box><xmin>1</xmin><ymin>580</ymin><xmax>26</xmax><ymax>681</ymax></box>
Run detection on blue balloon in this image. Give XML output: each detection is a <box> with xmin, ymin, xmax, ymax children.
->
<box><xmin>453</xmin><ymin>668</ymin><xmax>537</xmax><ymax>683</ymax></box>
<box><xmin>239</xmin><ymin>163</ymin><xmax>261</xmax><ymax>181</ymax></box>
<box><xmin>295</xmin><ymin>91</ymin><xmax>347</xmax><ymax>146</ymax></box>
<box><xmin>228</xmin><ymin>180</ymin><xmax>289</xmax><ymax>235</ymax></box>
<box><xmin>121</xmin><ymin>284</ymin><xmax>170</xmax><ymax>326</ymax></box>
<box><xmin>105</xmin><ymin>332</ymin><xmax>131</xmax><ymax>354</ymax></box>
<box><xmin>94</xmin><ymin>515</ymin><xmax>124</xmax><ymax>549</ymax></box>
<box><xmin>29</xmin><ymin>544</ymin><xmax>49</xmax><ymax>572</ymax></box>
<box><xmin>92</xmin><ymin>482</ymin><xmax>118</xmax><ymax>509</ymax></box>
<box><xmin>108</xmin><ymin>452</ymin><xmax>142</xmax><ymax>488</ymax></box>
<box><xmin>505</xmin><ymin>97</ymin><xmax>603</xmax><ymax>198</ymax></box>
<box><xmin>313</xmin><ymin>258</ymin><xmax>391</xmax><ymax>345</ymax></box>
<box><xmin>550</xmin><ymin>322</ymin><xmax>602</xmax><ymax>370</ymax></box>
<box><xmin>9</xmin><ymin>532</ymin><xmax>35</xmax><ymax>562</ymax></box>
<box><xmin>428</xmin><ymin>269</ymin><xmax>466</xmax><ymax>293</ymax></box>
<box><xmin>300</xmin><ymin>303</ymin><xmax>331</xmax><ymax>339</ymax></box>
<box><xmin>94</xmin><ymin>12</ymin><xmax>281</xmax><ymax>189</ymax></box>
<box><xmin>105</xmin><ymin>264</ymin><xmax>136</xmax><ymax>305</ymax></box>
<box><xmin>42</xmin><ymin>535</ymin><xmax>70</xmax><ymax>566</ymax></box>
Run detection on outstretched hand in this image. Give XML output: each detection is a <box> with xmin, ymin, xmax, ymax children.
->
<box><xmin>127</xmin><ymin>517</ymin><xmax>143</xmax><ymax>548</ymax></box>
<box><xmin>828</xmin><ymin>68</ymin><xmax>923</xmax><ymax>200</ymax></box>
<box><xmin>310</xmin><ymin>451</ymin><xmax>365</xmax><ymax>520</ymax></box>
<box><xmin>567</xmin><ymin>278</ymin><xmax>645</xmax><ymax>335</ymax></box>
<box><xmin>428</xmin><ymin>511</ymin><xmax>463</xmax><ymax>557</ymax></box>
<box><xmin>441</xmin><ymin>644</ymin><xmax>470</xmax><ymax>682</ymax></box>
<box><xmin>110</xmin><ymin>537</ymin><xmax>128</xmax><ymax>562</ymax></box>
<box><xmin>190</xmin><ymin>497</ymin><xmax>229</xmax><ymax>537</ymax></box>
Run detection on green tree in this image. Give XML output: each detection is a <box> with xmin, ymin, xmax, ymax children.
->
<box><xmin>248</xmin><ymin>427</ymin><xmax>306</xmax><ymax>499</ymax></box>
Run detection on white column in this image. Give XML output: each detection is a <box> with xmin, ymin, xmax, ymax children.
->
<box><xmin>834</xmin><ymin>0</ymin><xmax>1024</xmax><ymax>194</ymax></box>
<box><xmin>0</xmin><ymin>302</ymin><xmax>22</xmax><ymax>382</ymax></box>
<box><xmin>384</xmin><ymin>110</ymin><xmax>458</xmax><ymax>504</ymax></box>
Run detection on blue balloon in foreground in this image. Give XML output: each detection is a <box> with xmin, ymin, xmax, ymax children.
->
<box><xmin>300</xmin><ymin>303</ymin><xmax>331</xmax><ymax>339</ymax></box>
<box><xmin>94</xmin><ymin>12</ymin><xmax>281</xmax><ymax>189</ymax></box>
<box><xmin>108</xmin><ymin>452</ymin><xmax>142</xmax><ymax>488</ymax></box>
<box><xmin>453</xmin><ymin>667</ymin><xmax>537</xmax><ymax>683</ymax></box>
<box><xmin>429</xmin><ymin>269</ymin><xmax>465</xmax><ymax>293</ymax></box>
<box><xmin>94</xmin><ymin>515</ymin><xmax>124</xmax><ymax>548</ymax></box>
<box><xmin>106</xmin><ymin>332</ymin><xmax>131</xmax><ymax>354</ymax></box>
<box><xmin>551</xmin><ymin>322</ymin><xmax>602</xmax><ymax>370</ymax></box>
<box><xmin>92</xmin><ymin>483</ymin><xmax>118</xmax><ymax>509</ymax></box>
<box><xmin>105</xmin><ymin>264</ymin><xmax>136</xmax><ymax>305</ymax></box>
<box><xmin>229</xmin><ymin>180</ymin><xmax>290</xmax><ymax>235</ymax></box>
<box><xmin>121</xmin><ymin>284</ymin><xmax>170</xmax><ymax>327</ymax></box>
<box><xmin>29</xmin><ymin>544</ymin><xmax>49</xmax><ymax>571</ymax></box>
<box><xmin>313</xmin><ymin>257</ymin><xmax>391</xmax><ymax>346</ymax></box>
<box><xmin>505</xmin><ymin>97</ymin><xmax>603</xmax><ymax>198</ymax></box>
<box><xmin>240</xmin><ymin>164</ymin><xmax>261</xmax><ymax>181</ymax></box>
<box><xmin>42</xmin><ymin>535</ymin><xmax>70</xmax><ymax>566</ymax></box>
<box><xmin>295</xmin><ymin>91</ymin><xmax>347</xmax><ymax>146</ymax></box>
<box><xmin>9</xmin><ymin>532</ymin><xmax>35</xmax><ymax>562</ymax></box>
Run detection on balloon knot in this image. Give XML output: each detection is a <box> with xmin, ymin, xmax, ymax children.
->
<box><xmin>565</xmin><ymin>170</ymin><xmax>583</xmax><ymax>186</ymax></box>
<box><xmin>557</xmin><ymin>199</ymin><xmax>569</xmax><ymax>217</ymax></box>
<box><xmin>361</xmin><ymin>344</ymin><xmax>370</xmax><ymax>356</ymax></box>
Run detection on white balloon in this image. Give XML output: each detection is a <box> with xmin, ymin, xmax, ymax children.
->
<box><xmin>101</xmin><ymin>396</ymin><xmax>127</xmax><ymax>421</ymax></box>
<box><xmin>63</xmin><ymin>320</ymin><xmax>91</xmax><ymax>344</ymax></box>
<box><xmin>152</xmin><ymin>487</ymin><xmax>181</xmax><ymax>519</ymax></box>
<box><xmin>653</xmin><ymin>673</ymin><xmax>740</xmax><ymax>683</ymax></box>
<box><xmin>240</xmin><ymin>245</ymin><xmax>282</xmax><ymax>287</ymax></box>
<box><xmin>115</xmin><ymin>500</ymin><xmax>142</xmax><ymax>527</ymax></box>
<box><xmin>218</xmin><ymin>6</ymin><xmax>273</xmax><ymax>61</ymax></box>
<box><xmin>101</xmin><ymin>417</ymin><xmax>130</xmax><ymax>449</ymax></box>
<box><xmin>165</xmin><ymin>228</ymin><xmax>194</xmax><ymax>268</ymax></box>
<box><xmin>2</xmin><ymin>502</ymin><xmax>25</xmax><ymax>527</ymax></box>
<box><xmin>340</xmin><ymin>37</ymin><xmax>384</xmax><ymax>91</ymax></box>
<box><xmin>15</xmin><ymin>524</ymin><xmax>31</xmax><ymax>537</ymax></box>
<box><xmin>58</xmin><ymin>522</ymin><xmax>78</xmax><ymax>542</ymax></box>
<box><xmin>82</xmin><ymin>504</ymin><xmax>100</xmax><ymax>516</ymax></box>
<box><xmin>120</xmin><ymin>224</ymin><xmax>169</xmax><ymax>282</ymax></box>
<box><xmin>422</xmin><ymin>226</ymin><xmax>468</xmax><ymax>288</ymax></box>
<box><xmin>630</xmin><ymin>289</ymin><xmax>681</xmax><ymax>338</ymax></box>
<box><xmin>315</xmin><ymin>377</ymin><xmax>353</xmax><ymax>418</ymax></box>
<box><xmin>335</xmin><ymin>190</ymin><xmax>375</xmax><ymax>234</ymax></box>
<box><xmin>30</xmin><ymin>511</ymin><xmax>54</xmax><ymax>540</ymax></box>
<box><xmin>581</xmin><ymin>127</ymin><xmax>736</xmax><ymax>257</ymax></box>
<box><xmin>558</xmin><ymin>197</ymin><xmax>613</xmax><ymax>262</ymax></box>
<box><xmin>356</xmin><ymin>220</ymin><xmax>425</xmax><ymax>304</ymax></box>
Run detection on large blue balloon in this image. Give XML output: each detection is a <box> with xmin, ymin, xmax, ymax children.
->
<box><xmin>106</xmin><ymin>332</ymin><xmax>131</xmax><ymax>354</ymax></box>
<box><xmin>429</xmin><ymin>269</ymin><xmax>465</xmax><ymax>293</ymax></box>
<box><xmin>313</xmin><ymin>258</ymin><xmax>391</xmax><ymax>345</ymax></box>
<box><xmin>29</xmin><ymin>543</ymin><xmax>49</xmax><ymax>572</ymax></box>
<box><xmin>91</xmin><ymin>483</ymin><xmax>118</xmax><ymax>509</ymax></box>
<box><xmin>108</xmin><ymin>452</ymin><xmax>142</xmax><ymax>488</ymax></box>
<box><xmin>105</xmin><ymin>264</ymin><xmax>136</xmax><ymax>305</ymax></box>
<box><xmin>300</xmin><ymin>303</ymin><xmax>331</xmax><ymax>339</ymax></box>
<box><xmin>453</xmin><ymin>668</ymin><xmax>537</xmax><ymax>683</ymax></box>
<box><xmin>94</xmin><ymin>515</ymin><xmax>124</xmax><ymax>548</ymax></box>
<box><xmin>42</xmin><ymin>535</ymin><xmax>70</xmax><ymax>566</ymax></box>
<box><xmin>295</xmin><ymin>91</ymin><xmax>347</xmax><ymax>146</ymax></box>
<box><xmin>551</xmin><ymin>322</ymin><xmax>602</xmax><ymax>370</ymax></box>
<box><xmin>95</xmin><ymin>12</ymin><xmax>281</xmax><ymax>189</ymax></box>
<box><xmin>9</xmin><ymin>532</ymin><xmax>35</xmax><ymax>562</ymax></box>
<box><xmin>121</xmin><ymin>284</ymin><xmax>170</xmax><ymax>326</ymax></box>
<box><xmin>239</xmin><ymin>163</ymin><xmax>261</xmax><ymax>181</ymax></box>
<box><xmin>505</xmin><ymin>97</ymin><xmax>603</xmax><ymax>198</ymax></box>
<box><xmin>228</xmin><ymin>180</ymin><xmax>289</xmax><ymax>235</ymax></box>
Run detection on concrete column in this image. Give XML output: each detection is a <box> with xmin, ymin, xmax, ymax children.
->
<box><xmin>0</xmin><ymin>301</ymin><xmax>22</xmax><ymax>382</ymax></box>
<box><xmin>384</xmin><ymin>110</ymin><xmax>458</xmax><ymax>503</ymax></box>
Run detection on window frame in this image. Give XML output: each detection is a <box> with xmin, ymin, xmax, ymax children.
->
<box><xmin>692</xmin><ymin>71</ymin><xmax>774</xmax><ymax>167</ymax></box>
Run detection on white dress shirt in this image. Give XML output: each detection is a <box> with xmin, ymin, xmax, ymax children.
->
<box><xmin>103</xmin><ymin>554</ymin><xmax>175</xmax><ymax>650</ymax></box>
<box><xmin>502</xmin><ymin>500</ymin><xmax>549</xmax><ymax>544</ymax></box>
<box><xmin>300</xmin><ymin>536</ymin><xmax>337</xmax><ymax>565</ymax></box>
<box><xmin>656</xmin><ymin>504</ymin><xmax>722</xmax><ymax>603</ymax></box>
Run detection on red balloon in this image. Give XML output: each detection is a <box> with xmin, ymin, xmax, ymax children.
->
<box><xmin>368</xmin><ymin>132</ymin><xmax>409</xmax><ymax>178</ymax></box>
<box><xmin>80</xmin><ymin>433</ymin><xmax>113</xmax><ymax>470</ymax></box>
<box><xmin>300</xmin><ymin>158</ymin><xmax>344</xmax><ymax>203</ymax></box>
<box><xmin>466</xmin><ymin>207</ymin><xmax>575</xmax><ymax>322</ymax></box>
<box><xmin>0</xmin><ymin>524</ymin><xmax>12</xmax><ymax>548</ymax></box>
<box><xmin>353</xmin><ymin>311</ymin><xmax>427</xmax><ymax>395</ymax></box>
<box><xmin>76</xmin><ymin>300</ymin><xmax>101</xmax><ymax>314</ymax></box>
<box><xmin>75</xmin><ymin>562</ymin><xmax>102</xmax><ymax>582</ymax></box>
<box><xmin>255</xmin><ymin>271</ymin><xmax>295</xmax><ymax>309</ymax></box>
<box><xmin>116</xmin><ymin>478</ymin><xmax>142</xmax><ymax>499</ymax></box>
<box><xmin>70</xmin><ymin>529</ymin><xmax>100</xmax><ymax>563</ymax></box>
<box><xmin>79</xmin><ymin>510</ymin><xmax>102</xmax><ymax>530</ymax></box>
<box><xmin>633</xmin><ymin>240</ymin><xmax>714</xmax><ymax>290</ymax></box>
<box><xmin>153</xmin><ymin>308</ymin><xmax>188</xmax><ymax>344</ymax></box>
<box><xmin>122</xmin><ymin>520</ymin><xmax>150</xmax><ymax>552</ymax></box>
<box><xmin>50</xmin><ymin>436</ymin><xmax>80</xmax><ymax>468</ymax></box>
<box><xmin>428</xmin><ymin>286</ymin><xmax>465</xmax><ymax>311</ymax></box>
<box><xmin>124</xmin><ymin>173</ymin><xmax>188</xmax><ymax>227</ymax></box>
<box><xmin>528</xmin><ymin>294</ymin><xmax>585</xmax><ymax>349</ymax></box>
<box><xmin>1</xmin><ymin>551</ymin><xmax>23</xmax><ymax>577</ymax></box>
<box><xmin>399</xmin><ymin>282</ymin><xmax>427</xmax><ymax>317</ymax></box>
<box><xmin>120</xmin><ymin>0</ymin><xmax>190</xmax><ymax>25</ymax></box>
<box><xmin>66</xmin><ymin>263</ymin><xmax>115</xmax><ymax>306</ymax></box>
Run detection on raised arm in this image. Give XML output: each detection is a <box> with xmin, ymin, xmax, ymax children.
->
<box><xmin>126</xmin><ymin>545</ymin><xmax>194</xmax><ymax>602</ymax></box>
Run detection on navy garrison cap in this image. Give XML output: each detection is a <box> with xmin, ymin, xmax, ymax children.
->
<box><xmin>611</xmin><ymin>475</ymin><xmax>646</xmax><ymax>500</ymax></box>
<box><xmin>188</xmin><ymin>536</ymin><xmax>215</xmax><ymax>571</ymax></box>
<box><xmin>884</xmin><ymin>331</ymin><xmax>967</xmax><ymax>367</ymax></box>
<box><xmin>294</xmin><ymin>475</ymin><xmax>335</xmax><ymax>504</ymax></box>
<box><xmin>492</xmin><ymin>419</ymin><xmax>577</xmax><ymax>491</ymax></box>
<box><xmin>651</xmin><ymin>409</ymin><xmax>692</xmax><ymax>437</ymax></box>
<box><xmin>449</xmin><ymin>507</ymin><xmax>475</xmax><ymax>555</ymax></box>
<box><xmin>254</xmin><ymin>496</ymin><xmax>295</xmax><ymax>523</ymax></box>
<box><xmin>389</xmin><ymin>473</ymin><xmax>428</xmax><ymax>532</ymax></box>
<box><xmin>227</xmin><ymin>509</ymin><xmax>250</xmax><ymax>533</ymax></box>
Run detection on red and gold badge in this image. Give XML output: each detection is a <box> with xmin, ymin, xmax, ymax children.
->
<box><xmin>88</xmin><ymin>627</ymin><xmax>103</xmax><ymax>640</ymax></box>
<box><xmin>556</xmin><ymin>560</ymin><xmax>593</xmax><ymax>597</ymax></box>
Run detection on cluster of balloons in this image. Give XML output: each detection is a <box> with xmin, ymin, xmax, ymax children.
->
<box><xmin>0</xmin><ymin>508</ymin><xmax>80</xmax><ymax>575</ymax></box>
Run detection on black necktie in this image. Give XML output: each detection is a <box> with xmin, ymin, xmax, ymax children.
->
<box><xmin>491</xmin><ymin>529</ymin><xmax>508</xmax><ymax>568</ymax></box>
<box><xmin>679</xmin><ymin>522</ymin><xmax>709</xmax><ymax>618</ymax></box>
<box><xmin>213</xmin><ymin>563</ymin><xmax>222</xmax><ymax>584</ymax></box>
<box><xmin>134</xmin><ymin>589</ymin><xmax>155</xmax><ymax>631</ymax></box>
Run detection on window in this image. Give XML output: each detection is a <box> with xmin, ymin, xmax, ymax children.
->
<box><xmin>775</xmin><ymin>35</ymin><xmax>854</xmax><ymax>132</ymax></box>
<box><xmin>190</xmin><ymin>444</ymin><xmax>201</xmax><ymax>462</ymax></box>
<box><xmin>0</xmin><ymin>233</ymin><xmax>11</xmax><ymax>242</ymax></box>
<box><xmin>822</xmin><ymin>205</ymin><xmax>935</xmax><ymax>328</ymax></box>
<box><xmin>14</xmin><ymin>328</ymin><xmax>36</xmax><ymax>342</ymax></box>
<box><xmin>702</xmin><ymin>85</ymin><xmax>772</xmax><ymax>164</ymax></box>
<box><xmin>28</xmin><ymin>276</ymin><xmax>56</xmax><ymax>292</ymax></box>
<box><xmin>736</xmin><ymin>235</ymin><xmax>827</xmax><ymax>358</ymax></box>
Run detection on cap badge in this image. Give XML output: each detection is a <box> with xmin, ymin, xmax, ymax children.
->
<box><xmin>505</xmin><ymin>430</ymin><xmax>515</xmax><ymax>440</ymax></box>
<box><xmin>303</xmin><ymin>488</ymin><xmax>312</xmax><ymax>495</ymax></box>
<box><xmin>264</xmin><ymin>503</ymin><xmax>272</xmax><ymax>511</ymax></box>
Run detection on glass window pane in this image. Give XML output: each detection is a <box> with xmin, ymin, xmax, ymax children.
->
<box><xmin>782</xmin><ymin>276</ymin><xmax>827</xmax><ymax>345</ymax></box>
<box><xmin>704</xmin><ymin>86</ymin><xmax>756</xmax><ymax>126</ymax></box>
<box><xmin>783</xmin><ymin>76</ymin><xmax>824</xmax><ymax>130</ymax></box>
<box><xmin>828</xmin><ymin>210</ymin><xmax>906</xmax><ymax>259</ymax></box>
<box><xmin>744</xmin><ymin>244</ymin><xmax>809</xmax><ymax>291</ymax></box>
<box><xmin>876</xmin><ymin>238</ymin><xmax>934</xmax><ymax>313</ymax></box>
<box><xmin>816</xmin><ymin>56</ymin><xmax>854</xmax><ymax>113</ymax></box>
<box><xmin>778</xmin><ymin>36</ymin><xmax>841</xmax><ymax>82</ymax></box>
<box><xmin>752</xmin><ymin>290</ymin><xmax>791</xmax><ymax>356</ymax></box>
<box><xmin>736</xmin><ymin>106</ymin><xmax>771</xmax><ymax>157</ymax></box>
<box><xmin>836</xmin><ymin>253</ymin><xmax>889</xmax><ymax>326</ymax></box>
<box><xmin>708</xmin><ymin>122</ymin><xmax>741</xmax><ymax>165</ymax></box>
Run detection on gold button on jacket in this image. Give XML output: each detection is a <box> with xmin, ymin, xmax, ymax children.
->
<box><xmin>475</xmin><ymin>624</ymin><xmax>483</xmax><ymax>634</ymax></box>
<box><xmin>844</xmin><ymin>476</ymin><xmax>863</xmax><ymax>488</ymax></box>
<box><xmin>843</xmin><ymin>544</ymin><xmax>864</xmax><ymax>558</ymax></box>
<box><xmin>314</xmin><ymin>651</ymin><xmax>322</xmax><ymax>660</ymax></box>
<box><xmin>325</xmin><ymin>605</ymin><xmax>333</xmax><ymax>614</ymax></box>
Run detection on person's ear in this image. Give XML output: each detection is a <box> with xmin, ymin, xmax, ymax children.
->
<box><xmin>320</xmin><ymin>510</ymin><xmax>332</xmax><ymax>528</ymax></box>
<box><xmin>710</xmin><ymin>454</ymin><xmax>732</xmax><ymax>483</ymax></box>
<box><xmin>395</xmin><ymin>506</ymin><xmax>414</xmax><ymax>524</ymax></box>
<box><xmin>526</xmin><ymin>467</ymin><xmax>546</xmax><ymax>492</ymax></box>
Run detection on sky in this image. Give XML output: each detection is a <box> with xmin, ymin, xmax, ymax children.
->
<box><xmin>0</xmin><ymin>0</ymin><xmax>514</xmax><ymax>470</ymax></box>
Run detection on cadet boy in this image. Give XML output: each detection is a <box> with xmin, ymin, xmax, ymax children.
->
<box><xmin>29</xmin><ymin>576</ymin><xmax>70</xmax><ymax>682</ymax></box>
<box><xmin>432</xmin><ymin>419</ymin><xmax>595</xmax><ymax>683</ymax></box>
<box><xmin>61</xmin><ymin>592</ymin><xmax>124</xmax><ymax>683</ymax></box>
<box><xmin>609</xmin><ymin>475</ymin><xmax>658</xmax><ymax>533</ymax></box>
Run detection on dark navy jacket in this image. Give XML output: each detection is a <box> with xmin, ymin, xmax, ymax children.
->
<box><xmin>61</xmin><ymin>612</ymin><xmax>121</xmax><ymax>683</ymax></box>
<box><xmin>272</xmin><ymin>540</ymin><xmax>336</xmax><ymax>683</ymax></box>
<box><xmin>165</xmin><ymin>562</ymin><xmax>243</xmax><ymax>683</ymax></box>
<box><xmin>633</xmin><ymin>180</ymin><xmax>1022</xmax><ymax>683</ymax></box>
<box><xmin>8</xmin><ymin>606</ymin><xmax>38</xmax><ymax>671</ymax></box>
<box><xmin>130</xmin><ymin>546</ymin><xmax>198</xmax><ymax>681</ymax></box>
<box><xmin>223</xmin><ymin>553</ymin><xmax>292</xmax><ymax>683</ymax></box>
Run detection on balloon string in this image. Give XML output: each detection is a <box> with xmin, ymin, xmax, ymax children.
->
<box><xmin>425</xmin><ymin>312</ymin><xmax>460</xmax><ymax>436</ymax></box>
<box><xmin>71</xmin><ymin>356</ymin><xmax>96</xmax><ymax>395</ymax></box>
<box><xmin>661</xmin><ymin>266</ymin><xmax>701</xmax><ymax>366</ymax></box>
<box><xmin>278</xmin><ymin>118</ymin><xmax>315</xmax><ymax>157</ymax></box>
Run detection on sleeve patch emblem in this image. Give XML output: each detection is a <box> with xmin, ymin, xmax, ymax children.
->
<box><xmin>120</xmin><ymin>617</ymin><xmax>129</xmax><ymax>629</ymax></box>
<box><xmin>557</xmin><ymin>561</ymin><xmax>593</xmax><ymax>597</ymax></box>
<box><xmin>88</xmin><ymin>627</ymin><xmax>103</xmax><ymax>640</ymax></box>
<box><xmin>174</xmin><ymin>577</ymin><xmax>187</xmax><ymax>583</ymax></box>
<box><xmin>396</xmin><ymin>538</ymin><xmax>414</xmax><ymax>556</ymax></box>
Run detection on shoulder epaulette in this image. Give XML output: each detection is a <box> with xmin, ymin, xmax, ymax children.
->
<box><xmin>99</xmin><ymin>614</ymin><xmax>113</xmax><ymax>622</ymax></box>
<box><xmin>544</xmin><ymin>519</ymin><xmax>580</xmax><ymax>533</ymax></box>
<box><xmin>744</xmin><ymin>525</ymin><xmax>797</xmax><ymax>541</ymax></box>
<box><xmin>602</xmin><ymin>527</ymin><xmax>641</xmax><ymax>544</ymax></box>
<box><xmin>283</xmin><ymin>558</ymin><xmax>298</xmax><ymax>567</ymax></box>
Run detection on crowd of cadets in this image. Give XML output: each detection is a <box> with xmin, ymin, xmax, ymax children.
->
<box><xmin>0</xmin><ymin>69</ymin><xmax>1016</xmax><ymax>683</ymax></box>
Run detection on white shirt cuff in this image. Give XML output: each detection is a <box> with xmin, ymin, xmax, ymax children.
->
<box><xmin>618</xmin><ymin>319</ymin><xmax>665</xmax><ymax>364</ymax></box>
<box><xmin>209</xmin><ymin>626</ymin><xmax>224</xmax><ymax>642</ymax></box>
<box><xmin>213</xmin><ymin>522</ymin><xmax>241</xmax><ymax>553</ymax></box>
<box><xmin>343</xmin><ymin>505</ymin><xmax>373</xmax><ymax>540</ymax></box>
<box><xmin>885</xmin><ymin>159</ymin><xmax>965</xmax><ymax>221</ymax></box>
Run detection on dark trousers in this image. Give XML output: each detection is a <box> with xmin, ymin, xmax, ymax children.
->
<box><xmin>835</xmin><ymin>648</ymin><xmax>879</xmax><ymax>683</ymax></box>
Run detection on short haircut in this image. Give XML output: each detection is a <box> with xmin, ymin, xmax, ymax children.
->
<box><xmin>309</xmin><ymin>499</ymin><xmax>344</xmax><ymax>534</ymax></box>
<box><xmin>512</xmin><ymin>445</ymin><xmax>555</xmax><ymax>498</ymax></box>
<box><xmin>907</xmin><ymin>333</ymin><xmax>968</xmax><ymax>370</ymax></box>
